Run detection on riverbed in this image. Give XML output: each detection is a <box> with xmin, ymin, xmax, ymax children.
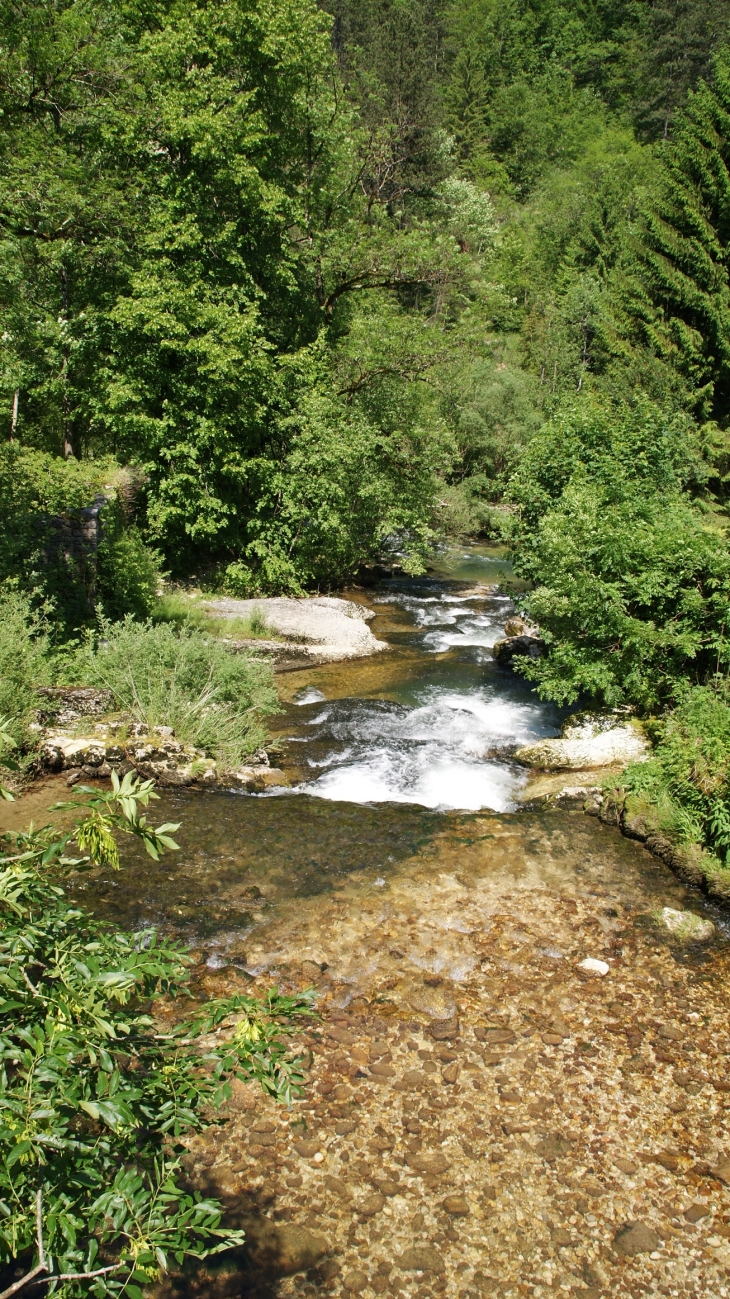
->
<box><xmin>4</xmin><ymin>546</ymin><xmax>730</xmax><ymax>1299</ymax></box>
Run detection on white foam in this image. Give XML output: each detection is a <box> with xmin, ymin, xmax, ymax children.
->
<box><xmin>422</xmin><ymin>619</ymin><xmax>502</xmax><ymax>652</ymax></box>
<box><xmin>294</xmin><ymin>687</ymin><xmax>327</xmax><ymax>705</ymax></box>
<box><xmin>301</xmin><ymin>688</ymin><xmax>554</xmax><ymax>811</ymax></box>
<box><xmin>292</xmin><ymin>581</ymin><xmax>559</xmax><ymax>813</ymax></box>
<box><xmin>306</xmin><ymin>752</ymin><xmax>523</xmax><ymax>812</ymax></box>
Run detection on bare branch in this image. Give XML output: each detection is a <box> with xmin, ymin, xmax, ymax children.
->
<box><xmin>0</xmin><ymin>1263</ymin><xmax>47</xmax><ymax>1299</ymax></box>
<box><xmin>54</xmin><ymin>1265</ymin><xmax>124</xmax><ymax>1282</ymax></box>
<box><xmin>21</xmin><ymin>968</ymin><xmax>41</xmax><ymax>998</ymax></box>
<box><xmin>0</xmin><ymin>1192</ymin><xmax>47</xmax><ymax>1299</ymax></box>
<box><xmin>36</xmin><ymin>1191</ymin><xmax>45</xmax><ymax>1272</ymax></box>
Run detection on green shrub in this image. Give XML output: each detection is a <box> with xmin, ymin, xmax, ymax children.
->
<box><xmin>0</xmin><ymin>445</ymin><xmax>115</xmax><ymax>629</ymax></box>
<box><xmin>513</xmin><ymin>485</ymin><xmax>730</xmax><ymax>708</ymax></box>
<box><xmin>96</xmin><ymin>517</ymin><xmax>161</xmax><ymax>622</ymax></box>
<box><xmin>433</xmin><ymin>479</ymin><xmax>504</xmax><ymax>539</ymax></box>
<box><xmin>508</xmin><ymin>397</ymin><xmax>708</xmax><ymax>534</ymax></box>
<box><xmin>152</xmin><ymin>593</ymin><xmax>212</xmax><ymax>632</ymax></box>
<box><xmin>0</xmin><ymin>589</ymin><xmax>53</xmax><ymax>746</ymax></box>
<box><xmin>74</xmin><ymin>620</ymin><xmax>279</xmax><ymax>768</ymax></box>
<box><xmin>0</xmin><ymin>774</ymin><xmax>314</xmax><ymax>1298</ymax></box>
<box><xmin>624</xmin><ymin>684</ymin><xmax>730</xmax><ymax>871</ymax></box>
<box><xmin>223</xmin><ymin>560</ymin><xmax>270</xmax><ymax>598</ymax></box>
<box><xmin>0</xmin><ymin>445</ymin><xmax>160</xmax><ymax>632</ymax></box>
<box><xmin>506</xmin><ymin>397</ymin><xmax>729</xmax><ymax>708</ymax></box>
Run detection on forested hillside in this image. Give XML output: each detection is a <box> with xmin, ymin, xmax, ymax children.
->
<box><xmin>3</xmin><ymin>0</ymin><xmax>730</xmax><ymax>593</ymax></box>
<box><xmin>5</xmin><ymin>1</ymin><xmax>730</xmax><ymax>729</ymax></box>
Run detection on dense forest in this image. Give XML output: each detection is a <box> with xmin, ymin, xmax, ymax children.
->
<box><xmin>6</xmin><ymin>4</ymin><xmax>730</xmax><ymax>1291</ymax></box>
<box><xmin>2</xmin><ymin>0</ymin><xmax>729</xmax><ymax>589</ymax></box>
<box><xmin>7</xmin><ymin>2</ymin><xmax>730</xmax><ymax>841</ymax></box>
<box><xmin>5</xmin><ymin>3</ymin><xmax>730</xmax><ymax>856</ymax></box>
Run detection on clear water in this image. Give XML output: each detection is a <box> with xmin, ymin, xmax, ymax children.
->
<box><xmin>274</xmin><ymin>546</ymin><xmax>562</xmax><ymax>812</ymax></box>
<box><xmin>5</xmin><ymin>543</ymin><xmax>726</xmax><ymax>960</ymax></box>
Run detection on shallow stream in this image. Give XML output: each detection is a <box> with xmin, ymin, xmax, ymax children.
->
<box><xmin>277</xmin><ymin>547</ymin><xmax>561</xmax><ymax>812</ymax></box>
<box><xmin>6</xmin><ymin>546</ymin><xmax>730</xmax><ymax>1299</ymax></box>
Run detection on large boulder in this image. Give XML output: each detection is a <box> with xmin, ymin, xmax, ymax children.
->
<box><xmin>515</xmin><ymin>712</ymin><xmax>649</xmax><ymax>771</ymax></box>
<box><xmin>204</xmin><ymin>595</ymin><xmax>388</xmax><ymax>664</ymax></box>
<box><xmin>492</xmin><ymin>632</ymin><xmax>545</xmax><ymax>666</ymax></box>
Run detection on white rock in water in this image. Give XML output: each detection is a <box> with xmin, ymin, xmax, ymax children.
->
<box><xmin>578</xmin><ymin>957</ymin><xmax>610</xmax><ymax>976</ymax></box>
<box><xmin>656</xmin><ymin>907</ymin><xmax>715</xmax><ymax>942</ymax></box>
<box><xmin>203</xmin><ymin>595</ymin><xmax>388</xmax><ymax>663</ymax></box>
<box><xmin>515</xmin><ymin>718</ymin><xmax>649</xmax><ymax>771</ymax></box>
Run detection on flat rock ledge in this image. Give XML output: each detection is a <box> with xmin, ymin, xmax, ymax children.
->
<box><xmin>40</xmin><ymin>721</ymin><xmax>288</xmax><ymax>791</ymax></box>
<box><xmin>516</xmin><ymin>713</ymin><xmax>650</xmax><ymax>771</ymax></box>
<box><xmin>204</xmin><ymin>596</ymin><xmax>388</xmax><ymax>668</ymax></box>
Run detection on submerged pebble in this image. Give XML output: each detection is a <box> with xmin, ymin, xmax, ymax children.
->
<box><xmin>152</xmin><ymin>809</ymin><xmax>730</xmax><ymax>1299</ymax></box>
<box><xmin>578</xmin><ymin>957</ymin><xmax>610</xmax><ymax>975</ymax></box>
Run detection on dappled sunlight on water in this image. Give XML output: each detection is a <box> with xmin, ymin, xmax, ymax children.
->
<box><xmin>5</xmin><ymin>545</ymin><xmax>730</xmax><ymax>1299</ymax></box>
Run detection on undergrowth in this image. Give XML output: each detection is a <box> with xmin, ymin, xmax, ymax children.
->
<box><xmin>0</xmin><ymin>772</ymin><xmax>314</xmax><ymax>1298</ymax></box>
<box><xmin>621</xmin><ymin>682</ymin><xmax>730</xmax><ymax>894</ymax></box>
<box><xmin>153</xmin><ymin>595</ymin><xmax>275</xmax><ymax>641</ymax></box>
<box><xmin>72</xmin><ymin>619</ymin><xmax>279</xmax><ymax>768</ymax></box>
<box><xmin>0</xmin><ymin>590</ymin><xmax>54</xmax><ymax>748</ymax></box>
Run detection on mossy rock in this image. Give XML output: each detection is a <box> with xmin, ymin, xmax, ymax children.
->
<box><xmin>651</xmin><ymin>906</ymin><xmax>715</xmax><ymax>942</ymax></box>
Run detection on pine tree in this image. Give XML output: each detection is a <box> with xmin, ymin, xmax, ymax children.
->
<box><xmin>606</xmin><ymin>46</ymin><xmax>730</xmax><ymax>421</ymax></box>
<box><xmin>627</xmin><ymin>0</ymin><xmax>730</xmax><ymax>141</ymax></box>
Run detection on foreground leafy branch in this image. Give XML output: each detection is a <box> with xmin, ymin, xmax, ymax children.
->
<box><xmin>0</xmin><ymin>775</ymin><xmax>315</xmax><ymax>1298</ymax></box>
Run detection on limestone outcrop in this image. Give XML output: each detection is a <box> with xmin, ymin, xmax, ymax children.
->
<box><xmin>204</xmin><ymin>595</ymin><xmax>387</xmax><ymax>667</ymax></box>
<box><xmin>515</xmin><ymin>712</ymin><xmax>649</xmax><ymax>771</ymax></box>
<box><xmin>39</xmin><ymin>719</ymin><xmax>288</xmax><ymax>790</ymax></box>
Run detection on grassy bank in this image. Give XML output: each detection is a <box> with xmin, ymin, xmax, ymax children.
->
<box><xmin>1</xmin><ymin>592</ymin><xmax>279</xmax><ymax>776</ymax></box>
<box><xmin>602</xmin><ymin>685</ymin><xmax>730</xmax><ymax>901</ymax></box>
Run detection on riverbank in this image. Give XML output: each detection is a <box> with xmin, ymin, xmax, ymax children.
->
<box><xmin>3</xmin><ymin>543</ymin><xmax>730</xmax><ymax>1299</ymax></box>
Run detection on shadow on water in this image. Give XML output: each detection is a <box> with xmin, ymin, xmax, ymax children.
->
<box><xmin>69</xmin><ymin>790</ymin><xmax>444</xmax><ymax>940</ymax></box>
<box><xmin>69</xmin><ymin>793</ymin><xmax>730</xmax><ymax>971</ymax></box>
<box><xmin>9</xmin><ymin>545</ymin><xmax>729</xmax><ymax>963</ymax></box>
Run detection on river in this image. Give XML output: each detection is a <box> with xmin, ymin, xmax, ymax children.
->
<box><xmin>8</xmin><ymin>546</ymin><xmax>730</xmax><ymax>1298</ymax></box>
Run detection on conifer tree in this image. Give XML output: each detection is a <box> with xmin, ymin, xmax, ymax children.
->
<box><xmin>607</xmin><ymin>47</ymin><xmax>730</xmax><ymax>421</ymax></box>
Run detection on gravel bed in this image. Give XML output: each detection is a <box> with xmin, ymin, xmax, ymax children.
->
<box><xmin>162</xmin><ymin>817</ymin><xmax>730</xmax><ymax>1299</ymax></box>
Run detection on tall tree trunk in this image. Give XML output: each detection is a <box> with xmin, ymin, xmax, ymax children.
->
<box><xmin>61</xmin><ymin>264</ymin><xmax>73</xmax><ymax>458</ymax></box>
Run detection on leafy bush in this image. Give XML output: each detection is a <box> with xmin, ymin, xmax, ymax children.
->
<box><xmin>512</xmin><ymin>485</ymin><xmax>730</xmax><ymax>708</ymax></box>
<box><xmin>432</xmin><ymin>480</ymin><xmax>503</xmax><ymax>539</ymax></box>
<box><xmin>0</xmin><ymin>590</ymin><xmax>53</xmax><ymax>747</ymax></box>
<box><xmin>0</xmin><ymin>773</ymin><xmax>314</xmax><ymax>1299</ymax></box>
<box><xmin>506</xmin><ymin>398</ymin><xmax>728</xmax><ymax>708</ymax></box>
<box><xmin>0</xmin><ymin>446</ymin><xmax>159</xmax><ymax>631</ymax></box>
<box><xmin>615</xmin><ymin>685</ymin><xmax>730</xmax><ymax>898</ymax></box>
<box><xmin>621</xmin><ymin>684</ymin><xmax>730</xmax><ymax>891</ymax></box>
<box><xmin>508</xmin><ymin>398</ymin><xmax>708</xmax><ymax>536</ymax></box>
<box><xmin>0</xmin><ymin>445</ymin><xmax>115</xmax><ymax>630</ymax></box>
<box><xmin>96</xmin><ymin>504</ymin><xmax>161</xmax><ymax>622</ymax></box>
<box><xmin>74</xmin><ymin>621</ymin><xmax>279</xmax><ymax>768</ymax></box>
